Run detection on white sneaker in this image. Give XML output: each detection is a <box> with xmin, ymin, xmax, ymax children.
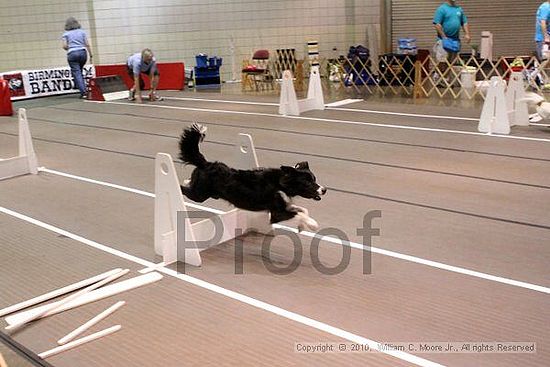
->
<box><xmin>128</xmin><ymin>89</ymin><xmax>135</xmax><ymax>101</ymax></box>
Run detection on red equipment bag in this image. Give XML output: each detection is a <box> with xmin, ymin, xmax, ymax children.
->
<box><xmin>0</xmin><ymin>78</ymin><xmax>14</xmax><ymax>116</ymax></box>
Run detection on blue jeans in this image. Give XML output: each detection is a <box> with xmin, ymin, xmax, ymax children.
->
<box><xmin>67</xmin><ymin>49</ymin><xmax>88</xmax><ymax>96</ymax></box>
<box><xmin>536</xmin><ymin>41</ymin><xmax>544</xmax><ymax>62</ymax></box>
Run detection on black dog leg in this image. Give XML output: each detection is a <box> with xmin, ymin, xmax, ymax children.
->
<box><xmin>269</xmin><ymin>192</ymin><xmax>319</xmax><ymax>231</ymax></box>
<box><xmin>180</xmin><ymin>185</ymin><xmax>209</xmax><ymax>203</ymax></box>
<box><xmin>270</xmin><ymin>209</ymin><xmax>298</xmax><ymax>224</ymax></box>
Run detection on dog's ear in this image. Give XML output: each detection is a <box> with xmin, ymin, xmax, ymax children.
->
<box><xmin>294</xmin><ymin>161</ymin><xmax>309</xmax><ymax>170</ymax></box>
<box><xmin>281</xmin><ymin>165</ymin><xmax>296</xmax><ymax>174</ymax></box>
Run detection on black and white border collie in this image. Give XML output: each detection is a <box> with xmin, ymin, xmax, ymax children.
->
<box><xmin>178</xmin><ymin>123</ymin><xmax>326</xmax><ymax>231</ymax></box>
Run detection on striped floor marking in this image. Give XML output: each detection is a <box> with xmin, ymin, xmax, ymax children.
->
<box><xmin>93</xmin><ymin>100</ymin><xmax>550</xmax><ymax>143</ymax></box>
<box><xmin>37</xmin><ymin>167</ymin><xmax>550</xmax><ymax>294</ymax></box>
<box><xmin>0</xmin><ymin>206</ymin><xmax>445</xmax><ymax>367</ymax></box>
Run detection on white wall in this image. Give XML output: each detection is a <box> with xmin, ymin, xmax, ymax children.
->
<box><xmin>0</xmin><ymin>0</ymin><xmax>381</xmax><ymax>80</ymax></box>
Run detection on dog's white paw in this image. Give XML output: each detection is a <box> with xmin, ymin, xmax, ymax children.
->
<box><xmin>296</xmin><ymin>212</ymin><xmax>319</xmax><ymax>232</ymax></box>
<box><xmin>183</xmin><ymin>179</ymin><xmax>191</xmax><ymax>185</ymax></box>
<box><xmin>529</xmin><ymin>113</ymin><xmax>543</xmax><ymax>123</ymax></box>
<box><xmin>536</xmin><ymin>102</ymin><xmax>550</xmax><ymax>120</ymax></box>
<box><xmin>289</xmin><ymin>204</ymin><xmax>309</xmax><ymax>216</ymax></box>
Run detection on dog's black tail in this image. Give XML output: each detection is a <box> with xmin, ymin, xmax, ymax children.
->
<box><xmin>179</xmin><ymin>123</ymin><xmax>208</xmax><ymax>168</ymax></box>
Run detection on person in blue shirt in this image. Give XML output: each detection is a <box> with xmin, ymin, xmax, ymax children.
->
<box><xmin>433</xmin><ymin>0</ymin><xmax>471</xmax><ymax>61</ymax></box>
<box><xmin>535</xmin><ymin>1</ymin><xmax>550</xmax><ymax>61</ymax></box>
<box><xmin>61</xmin><ymin>17</ymin><xmax>93</xmax><ymax>98</ymax></box>
<box><xmin>127</xmin><ymin>49</ymin><xmax>162</xmax><ymax>102</ymax></box>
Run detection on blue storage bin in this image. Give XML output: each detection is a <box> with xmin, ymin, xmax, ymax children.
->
<box><xmin>195</xmin><ymin>54</ymin><xmax>208</xmax><ymax>68</ymax></box>
<box><xmin>206</xmin><ymin>57</ymin><xmax>222</xmax><ymax>67</ymax></box>
<box><xmin>398</xmin><ymin>38</ymin><xmax>416</xmax><ymax>49</ymax></box>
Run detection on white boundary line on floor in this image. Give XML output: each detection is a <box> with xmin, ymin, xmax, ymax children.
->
<box><xmin>130</xmin><ymin>96</ymin><xmax>550</xmax><ymax>125</ymax></box>
<box><xmin>0</xmin><ymin>206</ymin><xmax>445</xmax><ymax>367</ymax></box>
<box><xmin>167</xmin><ymin>96</ymin><xmax>363</xmax><ymax>109</ymax></box>
<box><xmin>38</xmin><ymin>168</ymin><xmax>225</xmax><ymax>215</ymax></box>
<box><xmin>95</xmin><ymin>100</ymin><xmax>550</xmax><ymax>143</ymax></box>
<box><xmin>164</xmin><ymin>96</ymin><xmax>278</xmax><ymax>106</ymax></box>
<box><xmin>157</xmin><ymin>96</ymin><xmax>477</xmax><ymax>121</ymax></box>
<box><xmin>38</xmin><ymin>167</ymin><xmax>550</xmax><ymax>294</ymax></box>
<box><xmin>328</xmin><ymin>107</ymin><xmax>479</xmax><ymax>121</ymax></box>
<box><xmin>0</xmin><ymin>206</ymin><xmax>152</xmax><ymax>268</ymax></box>
<box><xmin>324</xmin><ymin>99</ymin><xmax>364</xmax><ymax>107</ymax></box>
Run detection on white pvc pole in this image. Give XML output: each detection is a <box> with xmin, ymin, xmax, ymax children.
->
<box><xmin>57</xmin><ymin>301</ymin><xmax>125</xmax><ymax>345</ymax></box>
<box><xmin>39</xmin><ymin>325</ymin><xmax>121</xmax><ymax>359</ymax></box>
<box><xmin>6</xmin><ymin>272</ymin><xmax>163</xmax><ymax>326</ymax></box>
<box><xmin>6</xmin><ymin>269</ymin><xmax>129</xmax><ymax>331</ymax></box>
<box><xmin>0</xmin><ymin>268</ymin><xmax>123</xmax><ymax>317</ymax></box>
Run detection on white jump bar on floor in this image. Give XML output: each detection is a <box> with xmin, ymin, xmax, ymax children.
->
<box><xmin>5</xmin><ymin>269</ymin><xmax>129</xmax><ymax>331</ymax></box>
<box><xmin>39</xmin><ymin>325</ymin><xmax>121</xmax><ymax>359</ymax></box>
<box><xmin>57</xmin><ymin>301</ymin><xmax>125</xmax><ymax>345</ymax></box>
<box><xmin>5</xmin><ymin>272</ymin><xmax>161</xmax><ymax>326</ymax></box>
<box><xmin>0</xmin><ymin>268</ymin><xmax>123</xmax><ymax>318</ymax></box>
<box><xmin>0</xmin><ymin>206</ymin><xmax>444</xmax><ymax>367</ymax></box>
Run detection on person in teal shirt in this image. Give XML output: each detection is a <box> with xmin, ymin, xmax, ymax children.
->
<box><xmin>433</xmin><ymin>0</ymin><xmax>471</xmax><ymax>60</ymax></box>
<box><xmin>535</xmin><ymin>1</ymin><xmax>550</xmax><ymax>61</ymax></box>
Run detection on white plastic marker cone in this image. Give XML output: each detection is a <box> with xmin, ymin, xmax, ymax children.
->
<box><xmin>478</xmin><ymin>76</ymin><xmax>510</xmax><ymax>134</ymax></box>
<box><xmin>279</xmin><ymin>66</ymin><xmax>325</xmax><ymax>116</ymax></box>
<box><xmin>506</xmin><ymin>72</ymin><xmax>529</xmax><ymax>126</ymax></box>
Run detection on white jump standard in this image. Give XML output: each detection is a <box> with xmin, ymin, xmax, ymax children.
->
<box><xmin>506</xmin><ymin>72</ymin><xmax>529</xmax><ymax>127</ymax></box>
<box><xmin>279</xmin><ymin>66</ymin><xmax>325</xmax><ymax>116</ymax></box>
<box><xmin>478</xmin><ymin>76</ymin><xmax>510</xmax><ymax>135</ymax></box>
<box><xmin>0</xmin><ymin>108</ymin><xmax>38</xmax><ymax>180</ymax></box>
<box><xmin>154</xmin><ymin>129</ymin><xmax>325</xmax><ymax>268</ymax></box>
<box><xmin>154</xmin><ymin>133</ymin><xmax>272</xmax><ymax>267</ymax></box>
<box><xmin>478</xmin><ymin>72</ymin><xmax>531</xmax><ymax>135</ymax></box>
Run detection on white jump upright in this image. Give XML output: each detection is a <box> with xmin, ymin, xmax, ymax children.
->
<box><xmin>279</xmin><ymin>66</ymin><xmax>325</xmax><ymax>116</ymax></box>
<box><xmin>232</xmin><ymin>133</ymin><xmax>259</xmax><ymax>169</ymax></box>
<box><xmin>0</xmin><ymin>108</ymin><xmax>38</xmax><ymax>180</ymax></box>
<box><xmin>478</xmin><ymin>76</ymin><xmax>510</xmax><ymax>134</ymax></box>
<box><xmin>506</xmin><ymin>72</ymin><xmax>529</xmax><ymax>127</ymax></box>
<box><xmin>154</xmin><ymin>133</ymin><xmax>272</xmax><ymax>267</ymax></box>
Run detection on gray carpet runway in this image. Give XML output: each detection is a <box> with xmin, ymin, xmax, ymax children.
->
<box><xmin>0</xmin><ymin>92</ymin><xmax>549</xmax><ymax>367</ymax></box>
